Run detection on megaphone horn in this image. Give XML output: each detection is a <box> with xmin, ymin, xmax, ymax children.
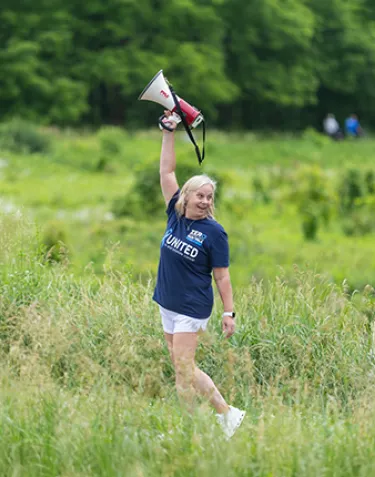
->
<box><xmin>138</xmin><ymin>70</ymin><xmax>176</xmax><ymax>110</ymax></box>
<box><xmin>138</xmin><ymin>70</ymin><xmax>206</xmax><ymax>164</ymax></box>
<box><xmin>138</xmin><ymin>70</ymin><xmax>204</xmax><ymax>130</ymax></box>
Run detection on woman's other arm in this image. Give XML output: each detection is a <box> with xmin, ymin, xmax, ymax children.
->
<box><xmin>213</xmin><ymin>267</ymin><xmax>235</xmax><ymax>338</ymax></box>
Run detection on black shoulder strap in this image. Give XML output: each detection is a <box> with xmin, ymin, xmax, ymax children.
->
<box><xmin>169</xmin><ymin>86</ymin><xmax>205</xmax><ymax>165</ymax></box>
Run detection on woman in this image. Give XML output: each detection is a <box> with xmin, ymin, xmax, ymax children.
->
<box><xmin>153</xmin><ymin>111</ymin><xmax>245</xmax><ymax>439</ymax></box>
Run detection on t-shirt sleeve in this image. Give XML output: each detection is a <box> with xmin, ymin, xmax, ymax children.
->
<box><xmin>210</xmin><ymin>227</ymin><xmax>230</xmax><ymax>268</ymax></box>
<box><xmin>166</xmin><ymin>189</ymin><xmax>180</xmax><ymax>219</ymax></box>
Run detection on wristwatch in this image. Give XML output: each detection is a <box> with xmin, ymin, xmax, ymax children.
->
<box><xmin>222</xmin><ymin>312</ymin><xmax>236</xmax><ymax>319</ymax></box>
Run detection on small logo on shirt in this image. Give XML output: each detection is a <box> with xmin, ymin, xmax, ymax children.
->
<box><xmin>186</xmin><ymin>229</ymin><xmax>207</xmax><ymax>246</ymax></box>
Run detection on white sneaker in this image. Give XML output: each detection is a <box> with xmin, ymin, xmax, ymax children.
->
<box><xmin>216</xmin><ymin>405</ymin><xmax>246</xmax><ymax>440</ymax></box>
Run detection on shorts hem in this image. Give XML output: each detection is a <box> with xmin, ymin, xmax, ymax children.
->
<box><xmin>159</xmin><ymin>305</ymin><xmax>210</xmax><ymax>335</ymax></box>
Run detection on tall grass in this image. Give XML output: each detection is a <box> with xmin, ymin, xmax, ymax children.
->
<box><xmin>1</xmin><ymin>215</ymin><xmax>375</xmax><ymax>475</ymax></box>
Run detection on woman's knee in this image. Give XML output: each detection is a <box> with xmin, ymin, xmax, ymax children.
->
<box><xmin>174</xmin><ymin>355</ymin><xmax>195</xmax><ymax>379</ymax></box>
<box><xmin>171</xmin><ymin>332</ymin><xmax>198</xmax><ymax>379</ymax></box>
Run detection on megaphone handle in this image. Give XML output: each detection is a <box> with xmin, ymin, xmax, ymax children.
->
<box><xmin>158</xmin><ymin>113</ymin><xmax>181</xmax><ymax>131</ymax></box>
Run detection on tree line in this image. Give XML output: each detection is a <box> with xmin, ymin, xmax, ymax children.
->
<box><xmin>1</xmin><ymin>0</ymin><xmax>375</xmax><ymax>130</ymax></box>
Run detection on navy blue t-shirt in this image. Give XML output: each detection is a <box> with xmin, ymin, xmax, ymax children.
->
<box><xmin>153</xmin><ymin>190</ymin><xmax>229</xmax><ymax>319</ymax></box>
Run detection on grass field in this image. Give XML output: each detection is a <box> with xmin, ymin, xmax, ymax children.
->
<box><xmin>1</xmin><ymin>125</ymin><xmax>375</xmax><ymax>475</ymax></box>
<box><xmin>1</xmin><ymin>126</ymin><xmax>374</xmax><ymax>289</ymax></box>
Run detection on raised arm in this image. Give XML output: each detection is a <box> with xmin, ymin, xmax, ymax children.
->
<box><xmin>160</xmin><ymin>113</ymin><xmax>179</xmax><ymax>205</ymax></box>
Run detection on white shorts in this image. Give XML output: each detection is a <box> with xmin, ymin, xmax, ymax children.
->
<box><xmin>159</xmin><ymin>305</ymin><xmax>210</xmax><ymax>334</ymax></box>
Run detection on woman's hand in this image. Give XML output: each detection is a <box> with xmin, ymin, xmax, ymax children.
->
<box><xmin>161</xmin><ymin>110</ymin><xmax>178</xmax><ymax>132</ymax></box>
<box><xmin>222</xmin><ymin>316</ymin><xmax>235</xmax><ymax>339</ymax></box>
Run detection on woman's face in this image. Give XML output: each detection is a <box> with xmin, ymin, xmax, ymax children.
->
<box><xmin>185</xmin><ymin>184</ymin><xmax>214</xmax><ymax>219</ymax></box>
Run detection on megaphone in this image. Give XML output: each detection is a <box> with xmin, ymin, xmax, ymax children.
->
<box><xmin>138</xmin><ymin>70</ymin><xmax>205</xmax><ymax>164</ymax></box>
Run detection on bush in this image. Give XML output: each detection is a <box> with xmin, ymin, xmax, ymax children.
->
<box><xmin>0</xmin><ymin>119</ymin><xmax>50</xmax><ymax>154</ymax></box>
<box><xmin>286</xmin><ymin>165</ymin><xmax>336</xmax><ymax>240</ymax></box>
<box><xmin>338</xmin><ymin>168</ymin><xmax>365</xmax><ymax>212</ymax></box>
<box><xmin>95</xmin><ymin>156</ymin><xmax>116</xmax><ymax>173</ymax></box>
<box><xmin>341</xmin><ymin>196</ymin><xmax>375</xmax><ymax>236</ymax></box>
<box><xmin>111</xmin><ymin>159</ymin><xmax>165</xmax><ymax>218</ymax></box>
<box><xmin>111</xmin><ymin>192</ymin><xmax>145</xmax><ymax>219</ymax></box>
<box><xmin>111</xmin><ymin>155</ymin><xmax>200</xmax><ymax>218</ymax></box>
<box><xmin>302</xmin><ymin>127</ymin><xmax>331</xmax><ymax>146</ymax></box>
<box><xmin>302</xmin><ymin>212</ymin><xmax>319</xmax><ymax>241</ymax></box>
<box><xmin>42</xmin><ymin>221</ymin><xmax>69</xmax><ymax>263</ymax></box>
<box><xmin>252</xmin><ymin>175</ymin><xmax>271</xmax><ymax>204</ymax></box>
<box><xmin>338</xmin><ymin>169</ymin><xmax>375</xmax><ymax>236</ymax></box>
<box><xmin>97</xmin><ymin>126</ymin><xmax>127</xmax><ymax>157</ymax></box>
<box><xmin>365</xmin><ymin>170</ymin><xmax>375</xmax><ymax>194</ymax></box>
<box><xmin>96</xmin><ymin>126</ymin><xmax>128</xmax><ymax>173</ymax></box>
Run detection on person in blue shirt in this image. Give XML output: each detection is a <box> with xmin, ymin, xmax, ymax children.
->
<box><xmin>153</xmin><ymin>111</ymin><xmax>245</xmax><ymax>439</ymax></box>
<box><xmin>345</xmin><ymin>114</ymin><xmax>363</xmax><ymax>137</ymax></box>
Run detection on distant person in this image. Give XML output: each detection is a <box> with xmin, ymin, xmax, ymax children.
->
<box><xmin>154</xmin><ymin>109</ymin><xmax>246</xmax><ymax>439</ymax></box>
<box><xmin>345</xmin><ymin>114</ymin><xmax>363</xmax><ymax>138</ymax></box>
<box><xmin>323</xmin><ymin>114</ymin><xmax>344</xmax><ymax>140</ymax></box>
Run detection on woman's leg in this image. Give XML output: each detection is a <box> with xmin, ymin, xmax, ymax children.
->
<box><xmin>164</xmin><ymin>332</ymin><xmax>174</xmax><ymax>363</ymax></box>
<box><xmin>164</xmin><ymin>330</ymin><xmax>245</xmax><ymax>438</ymax></box>
<box><xmin>194</xmin><ymin>367</ymin><xmax>229</xmax><ymax>414</ymax></box>
<box><xmin>168</xmin><ymin>332</ymin><xmax>229</xmax><ymax>414</ymax></box>
<box><xmin>172</xmin><ymin>332</ymin><xmax>198</xmax><ymax>410</ymax></box>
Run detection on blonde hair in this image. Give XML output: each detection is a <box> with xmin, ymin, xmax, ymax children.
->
<box><xmin>175</xmin><ymin>175</ymin><xmax>216</xmax><ymax>218</ymax></box>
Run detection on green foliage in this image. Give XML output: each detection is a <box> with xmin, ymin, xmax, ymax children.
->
<box><xmin>52</xmin><ymin>136</ymin><xmax>101</xmax><ymax>171</ymax></box>
<box><xmin>251</xmin><ymin>172</ymin><xmax>274</xmax><ymax>204</ymax></box>
<box><xmin>302</xmin><ymin>127</ymin><xmax>331</xmax><ymax>147</ymax></box>
<box><xmin>112</xmin><ymin>155</ymin><xmax>200</xmax><ymax>218</ymax></box>
<box><xmin>96</xmin><ymin>127</ymin><xmax>128</xmax><ymax>173</ymax></box>
<box><xmin>42</xmin><ymin>221</ymin><xmax>69</xmax><ymax>263</ymax></box>
<box><xmin>285</xmin><ymin>165</ymin><xmax>336</xmax><ymax>240</ymax></box>
<box><xmin>3</xmin><ymin>131</ymin><xmax>375</xmax><ymax>291</ymax></box>
<box><xmin>310</xmin><ymin>0</ymin><xmax>374</xmax><ymax>96</ymax></box>
<box><xmin>301</xmin><ymin>212</ymin><xmax>319</xmax><ymax>241</ymax></box>
<box><xmin>338</xmin><ymin>168</ymin><xmax>365</xmax><ymax>212</ymax></box>
<box><xmin>337</xmin><ymin>168</ymin><xmax>375</xmax><ymax>236</ymax></box>
<box><xmin>223</xmin><ymin>0</ymin><xmax>317</xmax><ymax>106</ymax></box>
<box><xmin>202</xmin><ymin>166</ymin><xmax>231</xmax><ymax>208</ymax></box>
<box><xmin>230</xmin><ymin>271</ymin><xmax>369</xmax><ymax>400</ymax></box>
<box><xmin>0</xmin><ymin>119</ymin><xmax>50</xmax><ymax>153</ymax></box>
<box><xmin>111</xmin><ymin>192</ymin><xmax>145</xmax><ymax>219</ymax></box>
<box><xmin>97</xmin><ymin>126</ymin><xmax>127</xmax><ymax>157</ymax></box>
<box><xmin>2</xmin><ymin>139</ymin><xmax>375</xmax><ymax>474</ymax></box>
<box><xmin>365</xmin><ymin>169</ymin><xmax>375</xmax><ymax>194</ymax></box>
<box><xmin>111</xmin><ymin>158</ymin><xmax>164</xmax><ymax>218</ymax></box>
<box><xmin>0</xmin><ymin>216</ymin><xmax>48</xmax><ymax>307</ymax></box>
<box><xmin>0</xmin><ymin>225</ymin><xmax>375</xmax><ymax>475</ymax></box>
<box><xmin>0</xmin><ymin>33</ymin><xmax>87</xmax><ymax>123</ymax></box>
<box><xmin>2</xmin><ymin>0</ymin><xmax>375</xmax><ymax>129</ymax></box>
<box><xmin>342</xmin><ymin>195</ymin><xmax>375</xmax><ymax>236</ymax></box>
<box><xmin>135</xmin><ymin>160</ymin><xmax>167</xmax><ymax>215</ymax></box>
